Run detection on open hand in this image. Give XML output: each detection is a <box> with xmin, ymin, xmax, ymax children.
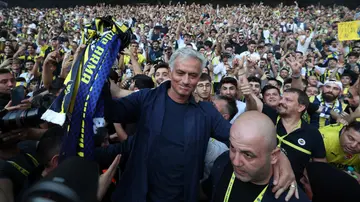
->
<box><xmin>97</xmin><ymin>155</ymin><xmax>121</xmax><ymax>201</ymax></box>
<box><xmin>285</xmin><ymin>55</ymin><xmax>302</xmax><ymax>74</ymax></box>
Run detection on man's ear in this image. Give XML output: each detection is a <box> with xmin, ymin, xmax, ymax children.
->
<box><xmin>168</xmin><ymin>71</ymin><xmax>173</xmax><ymax>80</ymax></box>
<box><xmin>223</xmin><ymin>113</ymin><xmax>230</xmax><ymax>121</ymax></box>
<box><xmin>270</xmin><ymin>147</ymin><xmax>281</xmax><ymax>165</ymax></box>
<box><xmin>298</xmin><ymin>104</ymin><xmax>306</xmax><ymax>114</ymax></box>
<box><xmin>50</xmin><ymin>154</ymin><xmax>59</xmax><ymax>168</ymax></box>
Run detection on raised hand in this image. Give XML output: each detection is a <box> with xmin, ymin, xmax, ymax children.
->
<box><xmin>97</xmin><ymin>155</ymin><xmax>121</xmax><ymax>201</ymax></box>
<box><xmin>121</xmin><ymin>48</ymin><xmax>132</xmax><ymax>56</ymax></box>
<box><xmin>285</xmin><ymin>55</ymin><xmax>302</xmax><ymax>74</ymax></box>
<box><xmin>238</xmin><ymin>76</ymin><xmax>252</xmax><ymax>98</ymax></box>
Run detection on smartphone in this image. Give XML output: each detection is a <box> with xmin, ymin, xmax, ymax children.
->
<box><xmin>11</xmin><ymin>86</ymin><xmax>25</xmax><ymax>106</ymax></box>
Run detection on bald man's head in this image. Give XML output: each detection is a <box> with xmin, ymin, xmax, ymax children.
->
<box><xmin>231</xmin><ymin>111</ymin><xmax>277</xmax><ymax>152</ymax></box>
<box><xmin>229</xmin><ymin>111</ymin><xmax>280</xmax><ymax>184</ymax></box>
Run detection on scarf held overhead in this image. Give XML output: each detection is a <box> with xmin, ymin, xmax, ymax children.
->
<box><xmin>41</xmin><ymin>17</ymin><xmax>131</xmax><ymax>160</ymax></box>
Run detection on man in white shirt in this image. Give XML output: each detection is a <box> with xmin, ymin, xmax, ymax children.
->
<box><xmin>213</xmin><ymin>53</ymin><xmax>232</xmax><ymax>84</ymax></box>
<box><xmin>263</xmin><ymin>24</ymin><xmax>271</xmax><ymax>44</ymax></box>
<box><xmin>236</xmin><ymin>40</ymin><xmax>260</xmax><ymax>64</ymax></box>
<box><xmin>19</xmin><ymin>60</ymin><xmax>35</xmax><ymax>83</ymax></box>
<box><xmin>286</xmin><ymin>19</ymin><xmax>298</xmax><ymax>33</ymax></box>
<box><xmin>177</xmin><ymin>33</ymin><xmax>196</xmax><ymax>49</ymax></box>
<box><xmin>297</xmin><ymin>29</ymin><xmax>314</xmax><ymax>54</ymax></box>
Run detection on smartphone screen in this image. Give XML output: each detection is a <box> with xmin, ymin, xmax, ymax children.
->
<box><xmin>11</xmin><ymin>86</ymin><xmax>25</xmax><ymax>106</ymax></box>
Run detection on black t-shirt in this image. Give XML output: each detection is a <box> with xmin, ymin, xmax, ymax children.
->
<box><xmin>213</xmin><ymin>161</ymin><xmax>267</xmax><ymax>202</ymax></box>
<box><xmin>262</xmin><ymin>105</ymin><xmax>326</xmax><ymax>182</ymax></box>
<box><xmin>228</xmin><ymin>39</ymin><xmax>248</xmax><ymax>55</ymax></box>
<box><xmin>0</xmin><ymin>153</ymin><xmax>38</xmax><ymax>197</ymax></box>
<box><xmin>147</xmin><ymin>93</ymin><xmax>187</xmax><ymax>201</ymax></box>
<box><xmin>0</xmin><ymin>93</ymin><xmax>11</xmax><ymax>110</ymax></box>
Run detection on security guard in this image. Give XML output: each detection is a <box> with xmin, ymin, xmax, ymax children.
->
<box><xmin>201</xmin><ymin>111</ymin><xmax>310</xmax><ymax>202</ymax></box>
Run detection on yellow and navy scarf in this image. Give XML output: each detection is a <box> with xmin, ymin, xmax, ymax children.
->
<box><xmin>41</xmin><ymin>17</ymin><xmax>131</xmax><ymax>160</ymax></box>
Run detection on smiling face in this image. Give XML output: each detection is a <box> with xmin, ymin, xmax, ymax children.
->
<box><xmin>220</xmin><ymin>83</ymin><xmax>237</xmax><ymax>98</ymax></box>
<box><xmin>155</xmin><ymin>67</ymin><xmax>170</xmax><ymax>85</ymax></box>
<box><xmin>169</xmin><ymin>57</ymin><xmax>202</xmax><ymax>98</ymax></box>
<box><xmin>248</xmin><ymin>43</ymin><xmax>256</xmax><ymax>53</ymax></box>
<box><xmin>263</xmin><ymin>89</ymin><xmax>281</xmax><ymax>108</ymax></box>
<box><xmin>249</xmin><ymin>82</ymin><xmax>261</xmax><ymax>97</ymax></box>
<box><xmin>278</xmin><ymin>92</ymin><xmax>305</xmax><ymax>117</ymax></box>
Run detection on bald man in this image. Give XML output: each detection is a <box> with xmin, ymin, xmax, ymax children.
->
<box><xmin>201</xmin><ymin>111</ymin><xmax>310</xmax><ymax>202</ymax></box>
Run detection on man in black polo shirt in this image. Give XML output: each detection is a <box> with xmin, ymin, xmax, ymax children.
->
<box><xmin>247</xmin><ymin>88</ymin><xmax>326</xmax><ymax>183</ymax></box>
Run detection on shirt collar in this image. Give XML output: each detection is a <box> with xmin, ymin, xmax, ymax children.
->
<box><xmin>160</xmin><ymin>80</ymin><xmax>197</xmax><ymax>105</ymax></box>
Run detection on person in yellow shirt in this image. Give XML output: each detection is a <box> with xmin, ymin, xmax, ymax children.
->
<box><xmin>123</xmin><ymin>41</ymin><xmax>146</xmax><ymax>66</ymax></box>
<box><xmin>340</xmin><ymin>72</ymin><xmax>352</xmax><ymax>97</ymax></box>
<box><xmin>319</xmin><ymin>122</ymin><xmax>360</xmax><ymax>181</ymax></box>
<box><xmin>14</xmin><ymin>44</ymin><xmax>38</xmax><ymax>63</ymax></box>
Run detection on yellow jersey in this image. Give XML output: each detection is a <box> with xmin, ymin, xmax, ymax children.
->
<box><xmin>320</xmin><ymin>124</ymin><xmax>360</xmax><ymax>172</ymax></box>
<box><xmin>124</xmin><ymin>54</ymin><xmax>146</xmax><ymax>66</ymax></box>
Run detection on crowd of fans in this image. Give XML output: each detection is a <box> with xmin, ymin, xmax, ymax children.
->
<box><xmin>1</xmin><ymin>1</ymin><xmax>360</xmax><ymax>202</ymax></box>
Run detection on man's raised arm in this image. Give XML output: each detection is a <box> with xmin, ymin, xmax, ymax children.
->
<box><xmin>104</xmin><ymin>83</ymin><xmax>147</xmax><ymax>124</ymax></box>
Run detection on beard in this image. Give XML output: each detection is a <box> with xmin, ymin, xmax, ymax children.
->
<box><xmin>277</xmin><ymin>104</ymin><xmax>286</xmax><ymax>112</ymax></box>
<box><xmin>322</xmin><ymin>92</ymin><xmax>337</xmax><ymax>102</ymax></box>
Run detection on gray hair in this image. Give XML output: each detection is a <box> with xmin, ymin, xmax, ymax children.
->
<box><xmin>168</xmin><ymin>47</ymin><xmax>207</xmax><ymax>71</ymax></box>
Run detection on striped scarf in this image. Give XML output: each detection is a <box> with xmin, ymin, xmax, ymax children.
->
<box><xmin>41</xmin><ymin>17</ymin><xmax>131</xmax><ymax>161</ymax></box>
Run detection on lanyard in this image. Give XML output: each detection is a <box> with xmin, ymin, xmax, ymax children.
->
<box><xmin>7</xmin><ymin>153</ymin><xmax>39</xmax><ymax>176</ymax></box>
<box><xmin>276</xmin><ymin>117</ymin><xmax>312</xmax><ymax>155</ymax></box>
<box><xmin>223</xmin><ymin>172</ymin><xmax>269</xmax><ymax>202</ymax></box>
<box><xmin>276</xmin><ymin>116</ymin><xmax>302</xmax><ymax>147</ymax></box>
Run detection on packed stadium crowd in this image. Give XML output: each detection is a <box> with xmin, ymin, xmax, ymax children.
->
<box><xmin>1</xmin><ymin>1</ymin><xmax>360</xmax><ymax>202</ymax></box>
